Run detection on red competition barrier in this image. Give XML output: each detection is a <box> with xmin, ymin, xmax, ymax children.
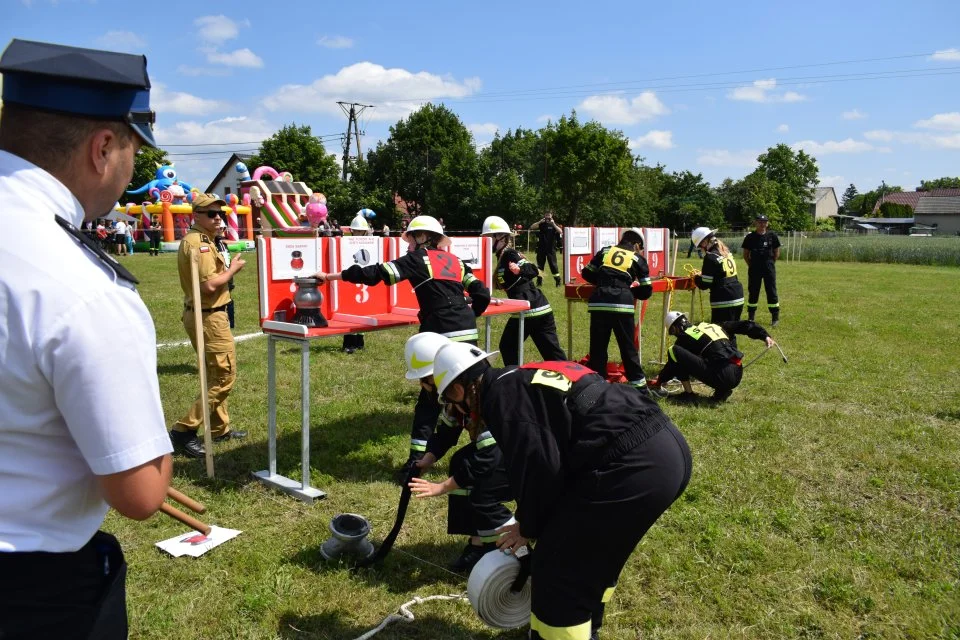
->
<box><xmin>256</xmin><ymin>236</ymin><xmax>528</xmax><ymax>339</ymax></box>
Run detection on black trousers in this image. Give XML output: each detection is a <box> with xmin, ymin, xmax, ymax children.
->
<box><xmin>587</xmin><ymin>312</ymin><xmax>646</xmax><ymax>386</ymax></box>
<box><xmin>536</xmin><ymin>251</ymin><xmax>560</xmax><ymax>280</ymax></box>
<box><xmin>447</xmin><ymin>444</ymin><xmax>514</xmax><ymax>537</ymax></box>
<box><xmin>747</xmin><ymin>266</ymin><xmax>779</xmax><ymax>316</ymax></box>
<box><xmin>529</xmin><ymin>424</ymin><xmax>692</xmax><ymax>640</ymax></box>
<box><xmin>148</xmin><ymin>233</ymin><xmax>162</xmax><ymax>254</ymax></box>
<box><xmin>499</xmin><ymin>312</ymin><xmax>567</xmax><ymax>366</ymax></box>
<box><xmin>409</xmin><ymin>386</ymin><xmax>442</xmax><ymax>458</ymax></box>
<box><xmin>658</xmin><ymin>345</ymin><xmax>743</xmax><ymax>393</ymax></box>
<box><xmin>0</xmin><ymin>531</ymin><xmax>128</xmax><ymax>640</ymax></box>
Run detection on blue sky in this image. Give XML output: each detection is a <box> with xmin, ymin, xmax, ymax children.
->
<box><xmin>3</xmin><ymin>0</ymin><xmax>958</xmax><ymax>196</ymax></box>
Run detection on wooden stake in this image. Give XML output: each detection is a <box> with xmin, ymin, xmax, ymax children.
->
<box><xmin>167</xmin><ymin>487</ymin><xmax>206</xmax><ymax>514</ymax></box>
<box><xmin>190</xmin><ymin>249</ymin><xmax>215</xmax><ymax>478</ymax></box>
<box><xmin>159</xmin><ymin>503</ymin><xmax>212</xmax><ymax>536</ymax></box>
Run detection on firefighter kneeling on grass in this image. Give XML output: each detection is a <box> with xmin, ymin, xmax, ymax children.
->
<box><xmin>650</xmin><ymin>311</ymin><xmax>776</xmax><ymax>403</ymax></box>
<box><xmin>432</xmin><ymin>344</ymin><xmax>692</xmax><ymax>640</ymax></box>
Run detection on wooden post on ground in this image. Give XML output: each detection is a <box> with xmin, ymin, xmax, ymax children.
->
<box><xmin>190</xmin><ymin>249</ymin><xmax>215</xmax><ymax>478</ymax></box>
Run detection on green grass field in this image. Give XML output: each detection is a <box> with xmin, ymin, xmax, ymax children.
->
<box><xmin>109</xmin><ymin>252</ymin><xmax>960</xmax><ymax>639</ymax></box>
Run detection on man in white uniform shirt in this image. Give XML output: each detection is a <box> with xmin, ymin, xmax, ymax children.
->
<box><xmin>0</xmin><ymin>40</ymin><xmax>172</xmax><ymax>638</ymax></box>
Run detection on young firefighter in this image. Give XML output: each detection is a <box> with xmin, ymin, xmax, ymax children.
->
<box><xmin>481</xmin><ymin>215</ymin><xmax>566</xmax><ymax>365</ymax></box>
<box><xmin>313</xmin><ymin>215</ymin><xmax>491</xmax><ymax>481</ymax></box>
<box><xmin>649</xmin><ymin>311</ymin><xmax>776</xmax><ymax>403</ymax></box>
<box><xmin>581</xmin><ymin>227</ymin><xmax>653</xmax><ymax>391</ymax></box>
<box><xmin>432</xmin><ymin>344</ymin><xmax>692</xmax><ymax>640</ymax></box>
<box><xmin>530</xmin><ymin>211</ymin><xmax>563</xmax><ymax>286</ymax></box>
<box><xmin>691</xmin><ymin>227</ymin><xmax>745</xmax><ymax>329</ymax></box>
<box><xmin>402</xmin><ymin>333</ymin><xmax>514</xmax><ymax>571</ymax></box>
<box><xmin>740</xmin><ymin>214</ymin><xmax>781</xmax><ymax>326</ymax></box>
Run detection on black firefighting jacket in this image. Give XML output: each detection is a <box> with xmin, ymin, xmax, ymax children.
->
<box><xmin>479</xmin><ymin>363</ymin><xmax>671</xmax><ymax>538</ymax></box>
<box><xmin>694</xmin><ymin>250</ymin><xmax>744</xmax><ymax>310</ymax></box>
<box><xmin>495</xmin><ymin>246</ymin><xmax>552</xmax><ymax>319</ymax></box>
<box><xmin>425</xmin><ymin>408</ymin><xmax>503</xmax><ymax>489</ymax></box>
<box><xmin>672</xmin><ymin>320</ymin><xmax>771</xmax><ymax>363</ymax></box>
<box><xmin>581</xmin><ymin>244</ymin><xmax>653</xmax><ymax>314</ymax></box>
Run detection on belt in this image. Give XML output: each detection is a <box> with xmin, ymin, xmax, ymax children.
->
<box><xmin>185</xmin><ymin>304</ymin><xmax>228</xmax><ymax>313</ymax></box>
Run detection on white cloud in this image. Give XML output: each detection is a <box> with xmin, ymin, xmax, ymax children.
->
<box><xmin>93</xmin><ymin>31</ymin><xmax>147</xmax><ymax>53</ymax></box>
<box><xmin>318</xmin><ymin>35</ymin><xmax>354</xmax><ymax>49</ymax></box>
<box><xmin>578</xmin><ymin>92</ymin><xmax>668</xmax><ymax>125</ymax></box>
<box><xmin>262</xmin><ymin>62</ymin><xmax>481</xmax><ymax>120</ymax></box>
<box><xmin>728</xmin><ymin>78</ymin><xmax>807</xmax><ymax>103</ymax></box>
<box><xmin>630</xmin><ymin>130</ymin><xmax>674</xmax><ymax>150</ymax></box>
<box><xmin>914</xmin><ymin>112</ymin><xmax>960</xmax><ymax>131</ymax></box>
<box><xmin>819</xmin><ymin>175</ymin><xmax>846</xmax><ymax>189</ymax></box>
<box><xmin>930</xmin><ymin>48</ymin><xmax>960</xmax><ymax>61</ymax></box>
<box><xmin>468</xmin><ymin>123</ymin><xmax>499</xmax><ymax>138</ymax></box>
<box><xmin>777</xmin><ymin>124</ymin><xmax>789</xmax><ymax>133</ymax></box>
<box><xmin>176</xmin><ymin>65</ymin><xmax>232</xmax><ymax>77</ymax></box>
<box><xmin>205</xmin><ymin>48</ymin><xmax>264</xmax><ymax>68</ymax></box>
<box><xmin>791</xmin><ymin>138</ymin><xmax>884</xmax><ymax>154</ymax></box>
<box><xmin>865</xmin><ymin>129</ymin><xmax>960</xmax><ymax>149</ymax></box>
<box><xmin>536</xmin><ymin>114</ymin><xmax>556</xmax><ymax>124</ymax></box>
<box><xmin>194</xmin><ymin>15</ymin><xmax>245</xmax><ymax>42</ymax></box>
<box><xmin>842</xmin><ymin>109</ymin><xmax>867</xmax><ymax>120</ymax></box>
<box><xmin>696</xmin><ymin>149</ymin><xmax>759</xmax><ymax>169</ymax></box>
<box><xmin>151</xmin><ymin>84</ymin><xmax>222</xmax><ymax>116</ymax></box>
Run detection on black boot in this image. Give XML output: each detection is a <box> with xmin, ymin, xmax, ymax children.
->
<box><xmin>748</xmin><ymin>310</ymin><xmax>755</xmax><ymax>322</ymax></box>
<box><xmin>554</xmin><ymin>276</ymin><xmax>561</xmax><ymax>287</ymax></box>
<box><xmin>449</xmin><ymin>541</ymin><xmax>497</xmax><ymax>571</ymax></box>
<box><xmin>169</xmin><ymin>429</ymin><xmax>205</xmax><ymax>458</ymax></box>
<box><xmin>771</xmin><ymin>311</ymin><xmax>780</xmax><ymax>327</ymax></box>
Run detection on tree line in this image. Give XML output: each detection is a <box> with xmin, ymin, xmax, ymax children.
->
<box><xmin>135</xmin><ymin>104</ymin><xmax>959</xmax><ymax>233</ymax></box>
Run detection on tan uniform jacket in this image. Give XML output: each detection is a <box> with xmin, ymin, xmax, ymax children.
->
<box><xmin>178</xmin><ymin>226</ymin><xmax>231</xmax><ymax>310</ymax></box>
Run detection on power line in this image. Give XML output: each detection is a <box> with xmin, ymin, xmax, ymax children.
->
<box><xmin>161</xmin><ymin>133</ymin><xmax>344</xmax><ymax>148</ymax></box>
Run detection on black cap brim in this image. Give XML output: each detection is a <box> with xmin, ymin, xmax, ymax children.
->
<box><xmin>129</xmin><ymin>121</ymin><xmax>157</xmax><ymax>148</ymax></box>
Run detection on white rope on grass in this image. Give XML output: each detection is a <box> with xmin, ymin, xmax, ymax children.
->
<box><xmin>350</xmin><ymin>593</ymin><xmax>469</xmax><ymax>640</ymax></box>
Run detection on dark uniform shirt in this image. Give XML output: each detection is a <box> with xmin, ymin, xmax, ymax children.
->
<box><xmin>741</xmin><ymin>231</ymin><xmax>781</xmax><ymax>271</ymax></box>
<box><xmin>479</xmin><ymin>363</ymin><xmax>670</xmax><ymax>538</ymax></box>
<box><xmin>536</xmin><ymin>223</ymin><xmax>561</xmax><ymax>254</ymax></box>
<box><xmin>694</xmin><ymin>250</ymin><xmax>744</xmax><ymax>309</ymax></box>
<box><xmin>426</xmin><ymin>409</ymin><xmax>502</xmax><ymax>489</ymax></box>
<box><xmin>581</xmin><ymin>244</ymin><xmax>653</xmax><ymax>313</ymax></box>
<box><xmin>672</xmin><ymin>320</ymin><xmax>771</xmax><ymax>363</ymax></box>
<box><xmin>495</xmin><ymin>247</ymin><xmax>553</xmax><ymax>318</ymax></box>
<box><xmin>341</xmin><ymin>247</ymin><xmax>490</xmax><ymax>338</ymax></box>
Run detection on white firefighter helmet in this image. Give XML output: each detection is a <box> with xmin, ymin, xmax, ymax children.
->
<box><xmin>432</xmin><ymin>342</ymin><xmax>498</xmax><ymax>396</ymax></box>
<box><xmin>404</xmin><ymin>332</ymin><xmax>451</xmax><ymax>380</ymax></box>
<box><xmin>402</xmin><ymin>215</ymin><xmax>449</xmax><ymax>248</ymax></box>
<box><xmin>350</xmin><ymin>214</ymin><xmax>370</xmax><ymax>233</ymax></box>
<box><xmin>481</xmin><ymin>216</ymin><xmax>516</xmax><ymax>236</ymax></box>
<box><xmin>665</xmin><ymin>310</ymin><xmax>687</xmax><ymax>330</ymax></box>
<box><xmin>691</xmin><ymin>226</ymin><xmax>716</xmax><ymax>248</ymax></box>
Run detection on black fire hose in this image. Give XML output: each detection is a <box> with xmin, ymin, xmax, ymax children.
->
<box><xmin>355</xmin><ymin>467</ymin><xmax>421</xmax><ymax>568</ymax></box>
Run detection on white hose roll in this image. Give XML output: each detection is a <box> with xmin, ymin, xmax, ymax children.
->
<box><xmin>467</xmin><ymin>549</ymin><xmax>531</xmax><ymax>629</ymax></box>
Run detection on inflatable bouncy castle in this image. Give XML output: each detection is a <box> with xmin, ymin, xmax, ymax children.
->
<box><xmin>240</xmin><ymin>166</ymin><xmax>326</xmax><ymax>238</ymax></box>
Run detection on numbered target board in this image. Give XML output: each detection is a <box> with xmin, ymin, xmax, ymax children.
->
<box><xmin>331</xmin><ymin>236</ymin><xmax>390</xmax><ymax>317</ymax></box>
<box><xmin>257</xmin><ymin>237</ymin><xmax>331</xmax><ymax>323</ymax></box>
<box><xmin>644</xmin><ymin>228</ymin><xmax>667</xmax><ymax>277</ymax></box>
<box><xmin>563</xmin><ymin>227</ymin><xmax>593</xmax><ymax>284</ymax></box>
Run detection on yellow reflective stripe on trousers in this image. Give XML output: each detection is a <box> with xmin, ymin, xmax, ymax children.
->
<box><xmin>601</xmin><ymin>585</ymin><xmax>616</xmax><ymax>603</ymax></box>
<box><xmin>530</xmin><ymin>613</ymin><xmax>592</xmax><ymax>640</ymax></box>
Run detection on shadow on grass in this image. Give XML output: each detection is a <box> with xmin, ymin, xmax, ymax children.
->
<box><xmin>157</xmin><ymin>363</ymin><xmax>197</xmax><ymax>376</ymax></box>
<box><xmin>277</xmin><ymin>610</ymin><xmax>517</xmax><ymax>640</ymax></box>
<box><xmin>168</xmin><ymin>409</ymin><xmax>415</xmax><ymax>492</ymax></box>
<box><xmin>288</xmin><ymin>538</ymin><xmax>468</xmax><ymax>594</ymax></box>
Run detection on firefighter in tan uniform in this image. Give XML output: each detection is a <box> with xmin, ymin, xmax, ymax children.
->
<box><xmin>170</xmin><ymin>194</ymin><xmax>247</xmax><ymax>458</ymax></box>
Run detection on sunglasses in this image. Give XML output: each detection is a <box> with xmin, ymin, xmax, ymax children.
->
<box><xmin>196</xmin><ymin>210</ymin><xmax>222</xmax><ymax>218</ymax></box>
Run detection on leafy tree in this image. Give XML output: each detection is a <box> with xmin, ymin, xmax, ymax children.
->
<box><xmin>475</xmin><ymin>128</ymin><xmax>544</xmax><ymax>227</ymax></box>
<box><xmin>840</xmin><ymin>183</ymin><xmax>859</xmax><ymax>214</ymax></box>
<box><xmin>366</xmin><ymin>104</ymin><xmax>475</xmax><ymax>221</ymax></box>
<box><xmin>878</xmin><ymin>201</ymin><xmax>914</xmax><ymax>218</ymax></box>
<box><xmin>540</xmin><ymin>111</ymin><xmax>633</xmax><ymax>225</ymax></box>
<box><xmin>859</xmin><ymin>183</ymin><xmax>903</xmax><ymax>217</ymax></box>
<box><xmin>129</xmin><ymin>146</ymin><xmax>171</xmax><ymax>194</ymax></box>
<box><xmin>756</xmin><ymin>143</ymin><xmax>819</xmax><ymax>230</ymax></box>
<box><xmin>918</xmin><ymin>176</ymin><xmax>960</xmax><ymax>191</ymax></box>
<box><xmin>247</xmin><ymin>124</ymin><xmax>341</xmax><ymax>194</ymax></box>
<box><xmin>655</xmin><ymin>170</ymin><xmax>723</xmax><ymax>231</ymax></box>
<box><xmin>429</xmin><ymin>137</ymin><xmax>481</xmax><ymax>229</ymax></box>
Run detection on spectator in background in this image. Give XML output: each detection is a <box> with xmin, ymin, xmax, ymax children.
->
<box><xmin>530</xmin><ymin>211</ymin><xmax>563</xmax><ymax>287</ymax></box>
<box><xmin>125</xmin><ymin>219</ymin><xmax>135</xmax><ymax>255</ymax></box>
<box><xmin>741</xmin><ymin>214</ymin><xmax>781</xmax><ymax>326</ymax></box>
<box><xmin>113</xmin><ymin>218</ymin><xmax>127</xmax><ymax>256</ymax></box>
<box><xmin>147</xmin><ymin>215</ymin><xmax>162</xmax><ymax>256</ymax></box>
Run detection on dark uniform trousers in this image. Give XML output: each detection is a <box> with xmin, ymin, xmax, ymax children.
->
<box><xmin>536</xmin><ymin>251</ymin><xmax>560</xmax><ymax>279</ymax></box>
<box><xmin>747</xmin><ymin>264</ymin><xmax>779</xmax><ymax>320</ymax></box>
<box><xmin>174</xmin><ymin>308</ymin><xmax>236</xmax><ymax>437</ymax></box>
<box><xmin>446</xmin><ymin>443</ymin><xmax>514</xmax><ymax>537</ymax></box>
<box><xmin>499</xmin><ymin>312</ymin><xmax>566</xmax><ymax>366</ymax></box>
<box><xmin>587</xmin><ymin>312</ymin><xmax>646</xmax><ymax>386</ymax></box>
<box><xmin>658</xmin><ymin>344</ymin><xmax>744</xmax><ymax>394</ymax></box>
<box><xmin>0</xmin><ymin>531</ymin><xmax>128</xmax><ymax>639</ymax></box>
<box><xmin>529</xmin><ymin>424</ymin><xmax>692</xmax><ymax>640</ymax></box>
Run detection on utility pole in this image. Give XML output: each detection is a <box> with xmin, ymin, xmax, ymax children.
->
<box><xmin>337</xmin><ymin>101</ymin><xmax>373</xmax><ymax>181</ymax></box>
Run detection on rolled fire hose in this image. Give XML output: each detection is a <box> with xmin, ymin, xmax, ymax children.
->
<box><xmin>467</xmin><ymin>547</ymin><xmax>532</xmax><ymax>629</ymax></box>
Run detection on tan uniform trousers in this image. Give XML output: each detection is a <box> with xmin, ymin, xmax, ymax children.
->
<box><xmin>173</xmin><ymin>309</ymin><xmax>236</xmax><ymax>437</ymax></box>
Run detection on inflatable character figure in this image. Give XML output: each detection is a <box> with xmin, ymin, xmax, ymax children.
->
<box><xmin>128</xmin><ymin>164</ymin><xmax>194</xmax><ymax>200</ymax></box>
<box><xmin>305</xmin><ymin>193</ymin><xmax>328</xmax><ymax>226</ymax></box>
